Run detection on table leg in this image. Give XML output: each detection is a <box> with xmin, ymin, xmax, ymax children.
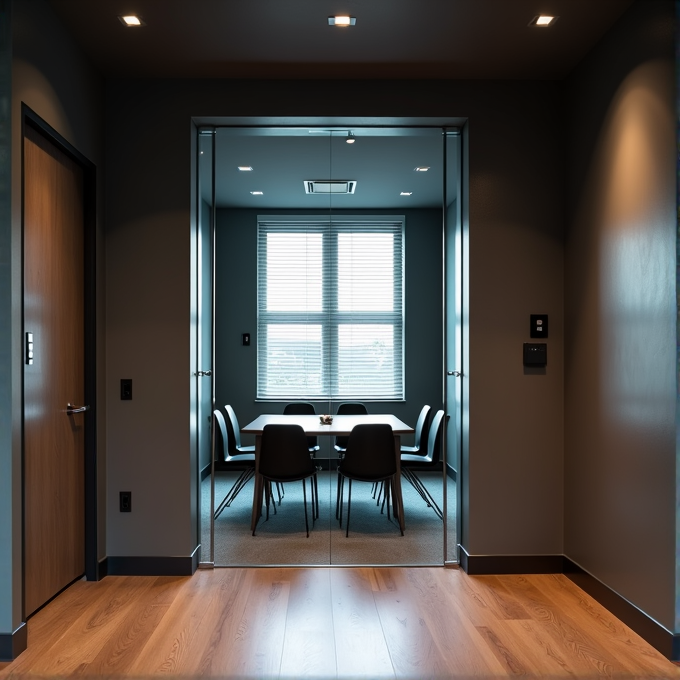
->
<box><xmin>392</xmin><ymin>434</ymin><xmax>405</xmax><ymax>534</ymax></box>
<box><xmin>250</xmin><ymin>434</ymin><xmax>264</xmax><ymax>533</ymax></box>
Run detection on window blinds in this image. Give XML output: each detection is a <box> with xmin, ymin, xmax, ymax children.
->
<box><xmin>257</xmin><ymin>217</ymin><xmax>404</xmax><ymax>400</ymax></box>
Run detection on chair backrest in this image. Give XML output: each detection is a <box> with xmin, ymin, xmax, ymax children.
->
<box><xmin>259</xmin><ymin>424</ymin><xmax>317</xmax><ymax>481</ymax></box>
<box><xmin>224</xmin><ymin>404</ymin><xmax>243</xmax><ymax>454</ymax></box>
<box><xmin>213</xmin><ymin>409</ymin><xmax>228</xmax><ymax>462</ymax></box>
<box><xmin>341</xmin><ymin>423</ymin><xmax>396</xmax><ymax>481</ymax></box>
<box><xmin>335</xmin><ymin>401</ymin><xmax>368</xmax><ymax>416</ymax></box>
<box><xmin>283</xmin><ymin>402</ymin><xmax>318</xmax><ymax>448</ymax></box>
<box><xmin>334</xmin><ymin>402</ymin><xmax>368</xmax><ymax>449</ymax></box>
<box><xmin>283</xmin><ymin>402</ymin><xmax>316</xmax><ymax>416</ymax></box>
<box><xmin>425</xmin><ymin>410</ymin><xmax>445</xmax><ymax>463</ymax></box>
<box><xmin>412</xmin><ymin>404</ymin><xmax>432</xmax><ymax>453</ymax></box>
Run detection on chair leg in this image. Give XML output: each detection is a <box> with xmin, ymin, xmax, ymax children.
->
<box><xmin>302</xmin><ymin>479</ymin><xmax>310</xmax><ymax>537</ymax></box>
<box><xmin>336</xmin><ymin>471</ymin><xmax>344</xmax><ymax>521</ymax></box>
<box><xmin>313</xmin><ymin>473</ymin><xmax>319</xmax><ymax>520</ymax></box>
<box><xmin>345</xmin><ymin>479</ymin><xmax>352</xmax><ymax>537</ymax></box>
<box><xmin>402</xmin><ymin>469</ymin><xmax>443</xmax><ymax>519</ymax></box>
<box><xmin>214</xmin><ymin>468</ymin><xmax>255</xmax><ymax>519</ymax></box>
<box><xmin>264</xmin><ymin>482</ymin><xmax>271</xmax><ymax>521</ymax></box>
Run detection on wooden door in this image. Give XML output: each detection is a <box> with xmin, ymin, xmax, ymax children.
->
<box><xmin>23</xmin><ymin>123</ymin><xmax>86</xmax><ymax>616</ymax></box>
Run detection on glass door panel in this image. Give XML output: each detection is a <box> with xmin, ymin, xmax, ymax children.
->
<box><xmin>444</xmin><ymin>130</ymin><xmax>463</xmax><ymax>564</ymax></box>
<box><xmin>196</xmin><ymin>128</ymin><xmax>215</xmax><ymax>566</ymax></box>
<box><xmin>210</xmin><ymin>127</ymin><xmax>334</xmax><ymax>566</ymax></box>
<box><xmin>328</xmin><ymin>128</ymin><xmax>447</xmax><ymax>565</ymax></box>
<box><xmin>202</xmin><ymin>124</ymin><xmax>458</xmax><ymax>566</ymax></box>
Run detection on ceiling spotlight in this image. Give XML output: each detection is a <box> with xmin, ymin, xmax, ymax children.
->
<box><xmin>238</xmin><ymin>166</ymin><xmax>254</xmax><ymax>172</ymax></box>
<box><xmin>328</xmin><ymin>16</ymin><xmax>356</xmax><ymax>26</ymax></box>
<box><xmin>346</xmin><ymin>132</ymin><xmax>356</xmax><ymax>144</ymax></box>
<box><xmin>118</xmin><ymin>15</ymin><xmax>145</xmax><ymax>26</ymax></box>
<box><xmin>529</xmin><ymin>15</ymin><xmax>558</xmax><ymax>26</ymax></box>
<box><xmin>250</xmin><ymin>191</ymin><xmax>264</xmax><ymax>195</ymax></box>
<box><xmin>414</xmin><ymin>166</ymin><xmax>430</xmax><ymax>172</ymax></box>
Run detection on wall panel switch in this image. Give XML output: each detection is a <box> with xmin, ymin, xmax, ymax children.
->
<box><xmin>530</xmin><ymin>314</ymin><xmax>548</xmax><ymax>338</ymax></box>
<box><xmin>523</xmin><ymin>343</ymin><xmax>547</xmax><ymax>366</ymax></box>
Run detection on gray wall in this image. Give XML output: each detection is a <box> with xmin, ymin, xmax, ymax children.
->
<box><xmin>104</xmin><ymin>77</ymin><xmax>565</xmax><ymax>562</ymax></box>
<box><xmin>463</xmin><ymin>83</ymin><xmax>565</xmax><ymax>555</ymax></box>
<box><xmin>564</xmin><ymin>0</ymin><xmax>676</xmax><ymax>631</ymax></box>
<box><xmin>2</xmin><ymin>0</ymin><xmax>105</xmax><ymax>643</ymax></box>
<box><xmin>214</xmin><ymin>207</ymin><xmax>444</xmax><ymax>444</ymax></box>
<box><xmin>5</xmin><ymin>0</ymin><xmax>675</xmax><ymax>656</ymax></box>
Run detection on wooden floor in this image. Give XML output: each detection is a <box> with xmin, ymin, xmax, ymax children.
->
<box><xmin>1</xmin><ymin>567</ymin><xmax>679</xmax><ymax>679</ymax></box>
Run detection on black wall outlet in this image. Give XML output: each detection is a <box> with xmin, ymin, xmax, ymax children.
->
<box><xmin>120</xmin><ymin>491</ymin><xmax>132</xmax><ymax>512</ymax></box>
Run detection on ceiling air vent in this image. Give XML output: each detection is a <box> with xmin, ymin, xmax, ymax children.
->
<box><xmin>304</xmin><ymin>180</ymin><xmax>357</xmax><ymax>195</ymax></box>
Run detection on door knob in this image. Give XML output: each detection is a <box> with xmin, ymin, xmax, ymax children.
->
<box><xmin>66</xmin><ymin>403</ymin><xmax>90</xmax><ymax>415</ymax></box>
<box><xmin>195</xmin><ymin>370</ymin><xmax>213</xmax><ymax>377</ymax></box>
<box><xmin>447</xmin><ymin>371</ymin><xmax>462</xmax><ymax>377</ymax></box>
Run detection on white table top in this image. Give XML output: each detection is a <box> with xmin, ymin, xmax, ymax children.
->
<box><xmin>242</xmin><ymin>413</ymin><xmax>413</xmax><ymax>436</ymax></box>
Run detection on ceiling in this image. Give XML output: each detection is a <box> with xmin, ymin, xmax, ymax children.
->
<box><xmin>46</xmin><ymin>0</ymin><xmax>634</xmax><ymax>80</ymax></box>
<box><xmin>44</xmin><ymin>0</ymin><xmax>635</xmax><ymax>210</ymax></box>
<box><xmin>200</xmin><ymin>127</ymin><xmax>456</xmax><ymax>209</ymax></box>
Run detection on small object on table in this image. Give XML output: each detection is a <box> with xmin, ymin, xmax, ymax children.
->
<box><xmin>320</xmin><ymin>414</ymin><xmax>333</xmax><ymax>424</ymax></box>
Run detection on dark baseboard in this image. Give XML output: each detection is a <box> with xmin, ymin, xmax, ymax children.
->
<box><xmin>0</xmin><ymin>622</ymin><xmax>27</xmax><ymax>662</ymax></box>
<box><xmin>459</xmin><ymin>546</ymin><xmax>680</xmax><ymax>661</ymax></box>
<box><xmin>563</xmin><ymin>557</ymin><xmax>680</xmax><ymax>661</ymax></box>
<box><xmin>459</xmin><ymin>545</ymin><xmax>563</xmax><ymax>574</ymax></box>
<box><xmin>200</xmin><ymin>463</ymin><xmax>211</xmax><ymax>481</ymax></box>
<box><xmin>97</xmin><ymin>556</ymin><xmax>109</xmax><ymax>579</ymax></box>
<box><xmin>107</xmin><ymin>546</ymin><xmax>200</xmax><ymax>576</ymax></box>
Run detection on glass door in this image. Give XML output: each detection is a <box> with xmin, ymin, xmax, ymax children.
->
<box><xmin>199</xmin><ymin>124</ymin><xmax>460</xmax><ymax>566</ymax></box>
<box><xmin>444</xmin><ymin>129</ymin><xmax>464</xmax><ymax>564</ymax></box>
<box><xmin>327</xmin><ymin>128</ymin><xmax>447</xmax><ymax>565</ymax></box>
<box><xmin>196</xmin><ymin>128</ymin><xmax>216</xmax><ymax>566</ymax></box>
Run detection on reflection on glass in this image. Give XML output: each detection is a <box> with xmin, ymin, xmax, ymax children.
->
<box><xmin>204</xmin><ymin>125</ymin><xmax>460</xmax><ymax>567</ymax></box>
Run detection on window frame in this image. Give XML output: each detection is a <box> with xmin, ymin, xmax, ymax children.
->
<box><xmin>256</xmin><ymin>216</ymin><xmax>405</xmax><ymax>401</ymax></box>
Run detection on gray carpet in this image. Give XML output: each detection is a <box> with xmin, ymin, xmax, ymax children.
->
<box><xmin>200</xmin><ymin>470</ymin><xmax>457</xmax><ymax>566</ymax></box>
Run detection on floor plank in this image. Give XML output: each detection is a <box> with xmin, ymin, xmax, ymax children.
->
<box><xmin>2</xmin><ymin>567</ymin><xmax>679</xmax><ymax>679</ymax></box>
<box><xmin>279</xmin><ymin>569</ymin><xmax>337</xmax><ymax>679</ymax></box>
<box><xmin>330</xmin><ymin>568</ymin><xmax>395</xmax><ymax>678</ymax></box>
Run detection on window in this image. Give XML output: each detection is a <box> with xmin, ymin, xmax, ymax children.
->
<box><xmin>257</xmin><ymin>217</ymin><xmax>404</xmax><ymax>400</ymax></box>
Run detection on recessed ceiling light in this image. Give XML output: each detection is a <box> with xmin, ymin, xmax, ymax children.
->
<box><xmin>119</xmin><ymin>15</ymin><xmax>145</xmax><ymax>26</ymax></box>
<box><xmin>250</xmin><ymin>191</ymin><xmax>264</xmax><ymax>195</ymax></box>
<box><xmin>328</xmin><ymin>16</ymin><xmax>356</xmax><ymax>26</ymax></box>
<box><xmin>529</xmin><ymin>15</ymin><xmax>558</xmax><ymax>27</ymax></box>
<box><xmin>400</xmin><ymin>192</ymin><xmax>413</xmax><ymax>196</ymax></box>
<box><xmin>238</xmin><ymin>166</ymin><xmax>254</xmax><ymax>172</ymax></box>
<box><xmin>414</xmin><ymin>166</ymin><xmax>430</xmax><ymax>172</ymax></box>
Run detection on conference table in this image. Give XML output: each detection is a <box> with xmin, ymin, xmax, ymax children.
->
<box><xmin>241</xmin><ymin>413</ymin><xmax>414</xmax><ymax>534</ymax></box>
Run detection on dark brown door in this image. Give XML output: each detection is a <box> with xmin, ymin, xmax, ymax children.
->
<box><xmin>23</xmin><ymin>123</ymin><xmax>86</xmax><ymax>616</ymax></box>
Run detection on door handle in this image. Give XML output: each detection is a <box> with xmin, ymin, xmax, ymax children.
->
<box><xmin>447</xmin><ymin>371</ymin><xmax>462</xmax><ymax>377</ymax></box>
<box><xmin>195</xmin><ymin>370</ymin><xmax>212</xmax><ymax>377</ymax></box>
<box><xmin>66</xmin><ymin>403</ymin><xmax>90</xmax><ymax>415</ymax></box>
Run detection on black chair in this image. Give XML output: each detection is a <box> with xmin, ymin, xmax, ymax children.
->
<box><xmin>333</xmin><ymin>401</ymin><xmax>368</xmax><ymax>454</ymax></box>
<box><xmin>254</xmin><ymin>424</ymin><xmax>319</xmax><ymax>537</ymax></box>
<box><xmin>283</xmin><ymin>402</ymin><xmax>320</xmax><ymax>455</ymax></box>
<box><xmin>371</xmin><ymin>404</ymin><xmax>432</xmax><ymax>506</ymax></box>
<box><xmin>401</xmin><ymin>409</ymin><xmax>445</xmax><ymax>519</ymax></box>
<box><xmin>224</xmin><ymin>403</ymin><xmax>283</xmax><ymax>506</ymax></box>
<box><xmin>213</xmin><ymin>409</ymin><xmax>255</xmax><ymax>519</ymax></box>
<box><xmin>400</xmin><ymin>404</ymin><xmax>432</xmax><ymax>455</ymax></box>
<box><xmin>224</xmin><ymin>404</ymin><xmax>256</xmax><ymax>458</ymax></box>
<box><xmin>336</xmin><ymin>423</ymin><xmax>402</xmax><ymax>537</ymax></box>
<box><xmin>332</xmin><ymin>402</ymin><xmax>368</xmax><ymax>518</ymax></box>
